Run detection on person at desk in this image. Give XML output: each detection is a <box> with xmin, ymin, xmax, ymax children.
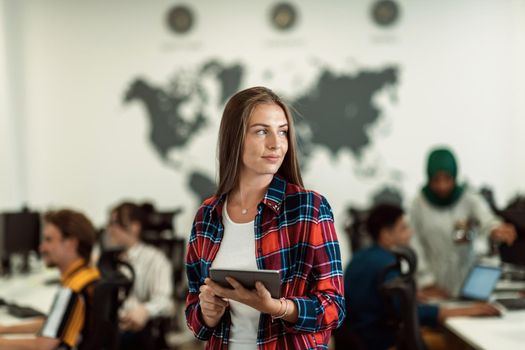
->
<box><xmin>185</xmin><ymin>86</ymin><xmax>345</xmax><ymax>349</ymax></box>
<box><xmin>342</xmin><ymin>204</ymin><xmax>500</xmax><ymax>350</ymax></box>
<box><xmin>106</xmin><ymin>202</ymin><xmax>173</xmax><ymax>350</ymax></box>
<box><xmin>0</xmin><ymin>209</ymin><xmax>100</xmax><ymax>350</ymax></box>
<box><xmin>410</xmin><ymin>147</ymin><xmax>517</xmax><ymax>298</ymax></box>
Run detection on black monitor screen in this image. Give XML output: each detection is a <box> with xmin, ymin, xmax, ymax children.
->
<box><xmin>0</xmin><ymin>212</ymin><xmax>41</xmax><ymax>256</ymax></box>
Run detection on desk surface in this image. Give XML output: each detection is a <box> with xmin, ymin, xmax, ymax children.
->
<box><xmin>445</xmin><ymin>310</ymin><xmax>525</xmax><ymax>350</ymax></box>
<box><xmin>0</xmin><ymin>267</ymin><xmax>59</xmax><ymax>324</ymax></box>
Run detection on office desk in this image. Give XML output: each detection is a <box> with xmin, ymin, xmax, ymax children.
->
<box><xmin>0</xmin><ymin>267</ymin><xmax>59</xmax><ymax>325</ymax></box>
<box><xmin>445</xmin><ymin>310</ymin><xmax>525</xmax><ymax>350</ymax></box>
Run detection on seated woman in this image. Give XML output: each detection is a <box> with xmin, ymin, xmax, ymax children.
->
<box><xmin>106</xmin><ymin>202</ymin><xmax>174</xmax><ymax>350</ymax></box>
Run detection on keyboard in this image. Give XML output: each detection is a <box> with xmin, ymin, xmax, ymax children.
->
<box><xmin>6</xmin><ymin>304</ymin><xmax>46</xmax><ymax>318</ymax></box>
<box><xmin>495</xmin><ymin>298</ymin><xmax>525</xmax><ymax>311</ymax></box>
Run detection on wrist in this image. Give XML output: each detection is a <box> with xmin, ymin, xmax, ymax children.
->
<box><xmin>199</xmin><ymin>305</ymin><xmax>221</xmax><ymax>328</ymax></box>
<box><xmin>270</xmin><ymin>298</ymin><xmax>290</xmax><ymax>321</ymax></box>
<box><xmin>268</xmin><ymin>298</ymin><xmax>282</xmax><ymax>316</ymax></box>
<box><xmin>437</xmin><ymin>308</ymin><xmax>448</xmax><ymax>323</ymax></box>
<box><xmin>202</xmin><ymin>313</ymin><xmax>220</xmax><ymax>328</ymax></box>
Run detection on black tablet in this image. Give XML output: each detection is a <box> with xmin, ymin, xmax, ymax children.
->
<box><xmin>209</xmin><ymin>268</ymin><xmax>281</xmax><ymax>298</ymax></box>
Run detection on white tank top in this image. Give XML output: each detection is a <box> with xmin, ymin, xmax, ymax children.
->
<box><xmin>211</xmin><ymin>200</ymin><xmax>259</xmax><ymax>350</ymax></box>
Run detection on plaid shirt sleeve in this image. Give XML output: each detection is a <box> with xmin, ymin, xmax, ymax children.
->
<box><xmin>185</xmin><ymin>206</ymin><xmax>215</xmax><ymax>341</ymax></box>
<box><xmin>283</xmin><ymin>196</ymin><xmax>346</xmax><ymax>333</ymax></box>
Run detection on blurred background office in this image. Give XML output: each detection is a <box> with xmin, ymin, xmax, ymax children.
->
<box><xmin>1</xmin><ymin>1</ymin><xmax>525</xmax><ymax>349</ymax></box>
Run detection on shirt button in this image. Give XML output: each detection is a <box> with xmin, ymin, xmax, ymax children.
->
<box><xmin>257</xmin><ymin>248</ymin><xmax>263</xmax><ymax>253</ymax></box>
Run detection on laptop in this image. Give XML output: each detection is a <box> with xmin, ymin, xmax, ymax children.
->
<box><xmin>459</xmin><ymin>265</ymin><xmax>502</xmax><ymax>301</ymax></box>
<box><xmin>456</xmin><ymin>264</ymin><xmax>525</xmax><ymax>311</ymax></box>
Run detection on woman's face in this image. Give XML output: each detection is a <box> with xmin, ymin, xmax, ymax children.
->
<box><xmin>241</xmin><ymin>103</ymin><xmax>289</xmax><ymax>179</ymax></box>
<box><xmin>106</xmin><ymin>212</ymin><xmax>130</xmax><ymax>246</ymax></box>
<box><xmin>429</xmin><ymin>171</ymin><xmax>456</xmax><ymax>198</ymax></box>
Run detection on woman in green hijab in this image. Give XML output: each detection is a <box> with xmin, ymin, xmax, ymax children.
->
<box><xmin>410</xmin><ymin>147</ymin><xmax>516</xmax><ymax>298</ymax></box>
<box><xmin>422</xmin><ymin>148</ymin><xmax>464</xmax><ymax>207</ymax></box>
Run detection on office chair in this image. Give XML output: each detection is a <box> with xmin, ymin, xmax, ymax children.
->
<box><xmin>481</xmin><ymin>189</ymin><xmax>525</xmax><ymax>267</ymax></box>
<box><xmin>132</xmin><ymin>206</ymin><xmax>185</xmax><ymax>349</ymax></box>
<box><xmin>379</xmin><ymin>246</ymin><xmax>426</xmax><ymax>350</ymax></box>
<box><xmin>344</xmin><ymin>207</ymin><xmax>372</xmax><ymax>253</ymax></box>
<box><xmin>96</xmin><ymin>246</ymin><xmax>174</xmax><ymax>350</ymax></box>
<box><xmin>332</xmin><ymin>321</ymin><xmax>367</xmax><ymax>350</ymax></box>
<box><xmin>79</xmin><ymin>250</ymin><xmax>135</xmax><ymax>350</ymax></box>
<box><xmin>140</xmin><ymin>235</ymin><xmax>187</xmax><ymax>345</ymax></box>
<box><xmin>141</xmin><ymin>207</ymin><xmax>183</xmax><ymax>240</ymax></box>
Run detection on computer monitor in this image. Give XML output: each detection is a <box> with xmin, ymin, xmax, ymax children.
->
<box><xmin>0</xmin><ymin>211</ymin><xmax>41</xmax><ymax>273</ymax></box>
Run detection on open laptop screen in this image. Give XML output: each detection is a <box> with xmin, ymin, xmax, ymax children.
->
<box><xmin>461</xmin><ymin>265</ymin><xmax>502</xmax><ymax>301</ymax></box>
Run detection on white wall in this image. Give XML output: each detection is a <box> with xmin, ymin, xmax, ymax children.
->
<box><xmin>510</xmin><ymin>0</ymin><xmax>525</xmax><ymax>201</ymax></box>
<box><xmin>0</xmin><ymin>1</ymin><xmax>9</xmax><ymax>209</ymax></box>
<box><xmin>2</xmin><ymin>0</ymin><xmax>525</xmax><ymax>264</ymax></box>
<box><xmin>0</xmin><ymin>0</ymin><xmax>25</xmax><ymax>210</ymax></box>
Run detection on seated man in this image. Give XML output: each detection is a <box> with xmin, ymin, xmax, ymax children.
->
<box><xmin>106</xmin><ymin>202</ymin><xmax>173</xmax><ymax>350</ymax></box>
<box><xmin>342</xmin><ymin>204</ymin><xmax>500</xmax><ymax>350</ymax></box>
<box><xmin>0</xmin><ymin>209</ymin><xmax>100</xmax><ymax>350</ymax></box>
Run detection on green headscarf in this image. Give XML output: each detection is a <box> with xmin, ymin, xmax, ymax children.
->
<box><xmin>422</xmin><ymin>148</ymin><xmax>464</xmax><ymax>207</ymax></box>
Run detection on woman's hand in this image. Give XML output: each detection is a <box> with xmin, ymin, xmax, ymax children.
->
<box><xmin>199</xmin><ymin>282</ymin><xmax>230</xmax><ymax>328</ymax></box>
<box><xmin>119</xmin><ymin>304</ymin><xmax>149</xmax><ymax>332</ymax></box>
<box><xmin>491</xmin><ymin>223</ymin><xmax>517</xmax><ymax>245</ymax></box>
<box><xmin>204</xmin><ymin>277</ymin><xmax>281</xmax><ymax>316</ymax></box>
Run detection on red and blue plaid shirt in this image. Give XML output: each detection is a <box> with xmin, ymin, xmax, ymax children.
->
<box><xmin>185</xmin><ymin>175</ymin><xmax>345</xmax><ymax>349</ymax></box>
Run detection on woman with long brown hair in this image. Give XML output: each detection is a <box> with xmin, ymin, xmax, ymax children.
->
<box><xmin>185</xmin><ymin>86</ymin><xmax>345</xmax><ymax>349</ymax></box>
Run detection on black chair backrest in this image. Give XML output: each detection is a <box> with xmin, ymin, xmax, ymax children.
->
<box><xmin>344</xmin><ymin>207</ymin><xmax>372</xmax><ymax>253</ymax></box>
<box><xmin>140</xmin><ymin>208</ymin><xmax>183</xmax><ymax>240</ymax></box>
<box><xmin>379</xmin><ymin>246</ymin><xmax>426</xmax><ymax>350</ymax></box>
<box><xmin>79</xmin><ymin>252</ymin><xmax>134</xmax><ymax>350</ymax></box>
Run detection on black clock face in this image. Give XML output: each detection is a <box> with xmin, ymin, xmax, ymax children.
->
<box><xmin>371</xmin><ymin>0</ymin><xmax>400</xmax><ymax>27</ymax></box>
<box><xmin>166</xmin><ymin>5</ymin><xmax>194</xmax><ymax>34</ymax></box>
<box><xmin>270</xmin><ymin>3</ymin><xmax>298</xmax><ymax>31</ymax></box>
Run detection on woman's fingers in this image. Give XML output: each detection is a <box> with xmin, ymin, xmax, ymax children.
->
<box><xmin>225</xmin><ymin>276</ymin><xmax>244</xmax><ymax>289</ymax></box>
<box><xmin>203</xmin><ymin>277</ymin><xmax>275</xmax><ymax>314</ymax></box>
<box><xmin>199</xmin><ymin>293</ymin><xmax>229</xmax><ymax>307</ymax></box>
<box><xmin>205</xmin><ymin>278</ymin><xmax>231</xmax><ymax>297</ymax></box>
<box><xmin>255</xmin><ymin>281</ymin><xmax>270</xmax><ymax>297</ymax></box>
<box><xmin>199</xmin><ymin>282</ymin><xmax>229</xmax><ymax>319</ymax></box>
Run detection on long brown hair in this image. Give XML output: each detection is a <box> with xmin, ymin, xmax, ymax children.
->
<box><xmin>215</xmin><ymin>86</ymin><xmax>303</xmax><ymax>197</ymax></box>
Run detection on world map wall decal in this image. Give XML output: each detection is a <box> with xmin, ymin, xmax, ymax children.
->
<box><xmin>124</xmin><ymin>59</ymin><xmax>400</xmax><ymax>205</ymax></box>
